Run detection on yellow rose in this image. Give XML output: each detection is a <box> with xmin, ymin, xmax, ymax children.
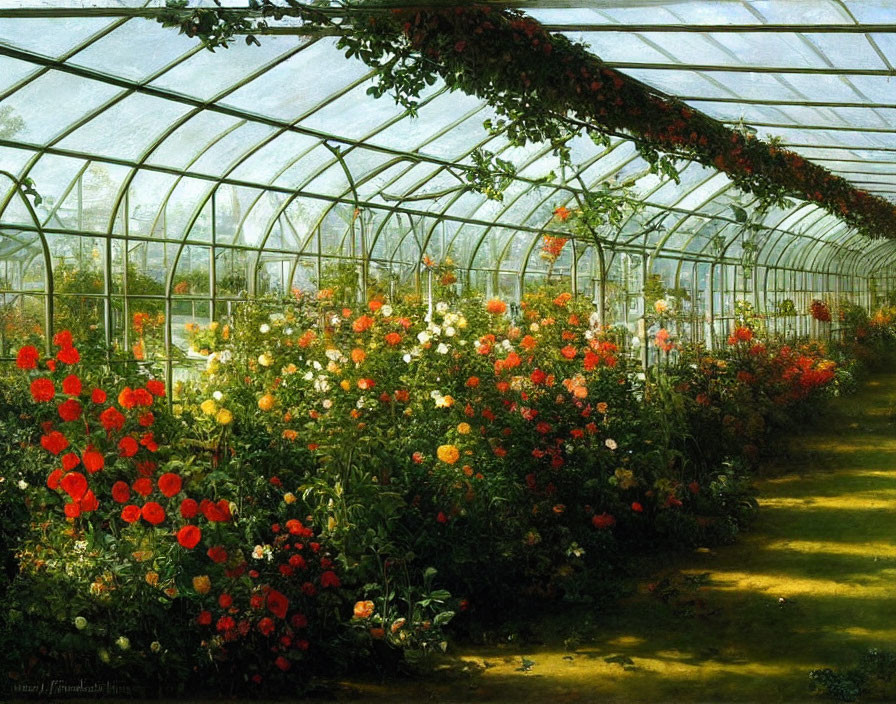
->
<box><xmin>457</xmin><ymin>422</ymin><xmax>471</xmax><ymax>435</ymax></box>
<box><xmin>216</xmin><ymin>408</ymin><xmax>233</xmax><ymax>425</ymax></box>
<box><xmin>283</xmin><ymin>492</ymin><xmax>296</xmax><ymax>504</ymax></box>
<box><xmin>258</xmin><ymin>394</ymin><xmax>275</xmax><ymax>412</ymax></box>
<box><xmin>200</xmin><ymin>399</ymin><xmax>217</xmax><ymax>416</ymax></box>
<box><xmin>340</xmin><ymin>379</ymin><xmax>351</xmax><ymax>391</ymax></box>
<box><xmin>437</xmin><ymin>444</ymin><xmax>460</xmax><ymax>465</ymax></box>
<box><xmin>192</xmin><ymin>575</ymin><xmax>211</xmax><ymax>595</ymax></box>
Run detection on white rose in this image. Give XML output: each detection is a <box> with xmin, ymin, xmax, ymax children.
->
<box><xmin>436</xmin><ymin>302</ymin><xmax>448</xmax><ymax>314</ymax></box>
<box><xmin>213</xmin><ymin>391</ymin><xmax>223</xmax><ymax>401</ymax></box>
<box><xmin>417</xmin><ymin>331</ymin><xmax>430</xmax><ymax>344</ymax></box>
<box><xmin>437</xmin><ymin>343</ymin><xmax>449</xmax><ymax>354</ymax></box>
<box><xmin>445</xmin><ymin>326</ymin><xmax>456</xmax><ymax>337</ymax></box>
<box><xmin>17</xmin><ymin>480</ymin><xmax>27</xmax><ymax>490</ymax></box>
<box><xmin>380</xmin><ymin>305</ymin><xmax>393</xmax><ymax>317</ymax></box>
<box><xmin>403</xmin><ymin>354</ymin><xmax>412</xmax><ymax>364</ymax></box>
<box><xmin>259</xmin><ymin>323</ymin><xmax>270</xmax><ymax>334</ymax></box>
<box><xmin>605</xmin><ymin>438</ymin><xmax>618</xmax><ymax>451</ymax></box>
<box><xmin>322</xmin><ymin>399</ymin><xmax>333</xmax><ymax>409</ymax></box>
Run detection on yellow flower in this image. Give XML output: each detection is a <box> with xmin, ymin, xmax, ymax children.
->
<box><xmin>457</xmin><ymin>422</ymin><xmax>471</xmax><ymax>435</ymax></box>
<box><xmin>340</xmin><ymin>379</ymin><xmax>351</xmax><ymax>391</ymax></box>
<box><xmin>437</xmin><ymin>444</ymin><xmax>460</xmax><ymax>465</ymax></box>
<box><xmin>258</xmin><ymin>394</ymin><xmax>275</xmax><ymax>412</ymax></box>
<box><xmin>145</xmin><ymin>571</ymin><xmax>159</xmax><ymax>587</ymax></box>
<box><xmin>209</xmin><ymin>321</ymin><xmax>219</xmax><ymax>332</ymax></box>
<box><xmin>283</xmin><ymin>492</ymin><xmax>296</xmax><ymax>504</ymax></box>
<box><xmin>192</xmin><ymin>575</ymin><xmax>211</xmax><ymax>594</ymax></box>
<box><xmin>216</xmin><ymin>408</ymin><xmax>233</xmax><ymax>425</ymax></box>
<box><xmin>283</xmin><ymin>363</ymin><xmax>297</xmax><ymax>375</ymax></box>
<box><xmin>200</xmin><ymin>399</ymin><xmax>217</xmax><ymax>416</ymax></box>
<box><xmin>258</xmin><ymin>353</ymin><xmax>273</xmax><ymax>367</ymax></box>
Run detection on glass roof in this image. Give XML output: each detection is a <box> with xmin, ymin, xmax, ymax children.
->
<box><xmin>2</xmin><ymin>0</ymin><xmax>896</xmax><ymax>289</ymax></box>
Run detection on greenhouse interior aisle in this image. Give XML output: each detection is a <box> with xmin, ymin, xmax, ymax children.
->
<box><xmin>341</xmin><ymin>371</ymin><xmax>896</xmax><ymax>703</ymax></box>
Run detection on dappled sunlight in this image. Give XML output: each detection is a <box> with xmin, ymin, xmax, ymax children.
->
<box><xmin>764</xmin><ymin>539</ymin><xmax>896</xmax><ymax>559</ymax></box>
<box><xmin>761</xmin><ymin>495</ymin><xmax>896</xmax><ymax>510</ymax></box>
<box><xmin>682</xmin><ymin>569</ymin><xmax>894</xmax><ymax>598</ymax></box>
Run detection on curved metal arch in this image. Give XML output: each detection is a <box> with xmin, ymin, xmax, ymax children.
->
<box><xmin>0</xmin><ymin>171</ymin><xmax>53</xmax><ymax>351</ymax></box>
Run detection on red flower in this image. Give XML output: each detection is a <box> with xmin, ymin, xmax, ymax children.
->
<box><xmin>99</xmin><ymin>406</ymin><xmax>125</xmax><ymax>432</ymax></box>
<box><xmin>530</xmin><ymin>368</ymin><xmax>546</xmax><ymax>385</ymax></box>
<box><xmin>57</xmin><ymin>399</ymin><xmax>83</xmax><ymax>423</ymax></box>
<box><xmin>61</xmin><ymin>374</ymin><xmax>82</xmax><ymax>396</ymax></box>
<box><xmin>216</xmin><ymin>616</ymin><xmax>235</xmax><ymax>633</ymax></box>
<box><xmin>267</xmin><ymin>589</ymin><xmax>289</xmax><ymax>619</ymax></box>
<box><xmin>591</xmin><ymin>512</ymin><xmax>616</xmax><ymax>529</ymax></box>
<box><xmin>631</xmin><ymin>502</ymin><xmax>644</xmax><ymax>513</ymax></box>
<box><xmin>118</xmin><ymin>387</ymin><xmax>136</xmax><ymax>409</ymax></box>
<box><xmin>121</xmin><ymin>504</ymin><xmax>141</xmax><ymax>523</ymax></box>
<box><xmin>218</xmin><ymin>593</ymin><xmax>232</xmax><ymax>609</ymax></box>
<box><xmin>53</xmin><ymin>330</ymin><xmax>73</xmax><ymax>349</ymax></box>
<box><xmin>196</xmin><ymin>610</ymin><xmax>212</xmax><ymax>626</ymax></box>
<box><xmin>132</xmin><ymin>477</ymin><xmax>153</xmax><ymax>497</ymax></box>
<box><xmin>91</xmin><ymin>388</ymin><xmax>107</xmax><ymax>404</ymax></box>
<box><xmin>202</xmin><ymin>499</ymin><xmax>231</xmax><ymax>523</ymax></box>
<box><xmin>60</xmin><ymin>471</ymin><xmax>87</xmax><ymax>501</ymax></box>
<box><xmin>560</xmin><ymin>345</ymin><xmax>577</xmax><ymax>360</ymax></box>
<box><xmin>207</xmin><ymin>545</ymin><xmax>228</xmax><ymax>564</ymax></box>
<box><xmin>274</xmin><ymin>656</ymin><xmax>291</xmax><ymax>672</ymax></box>
<box><xmin>436</xmin><ymin>511</ymin><xmax>448</xmax><ymax>524</ymax></box>
<box><xmin>16</xmin><ymin>345</ymin><xmax>39</xmax><ymax>370</ymax></box>
<box><xmin>320</xmin><ymin>570</ymin><xmax>340</xmax><ymax>589</ymax></box>
<box><xmin>41</xmin><ymin>431</ymin><xmax>69</xmax><ymax>456</ymax></box>
<box><xmin>257</xmin><ymin>617</ymin><xmax>275</xmax><ymax>636</ymax></box>
<box><xmin>46</xmin><ymin>359</ymin><xmax>56</xmax><ymax>372</ymax></box>
<box><xmin>177</xmin><ymin>525</ymin><xmax>201</xmax><ymax>549</ymax></box>
<box><xmin>131</xmin><ymin>388</ymin><xmax>153</xmax><ymax>407</ymax></box>
<box><xmin>79</xmin><ymin>490</ymin><xmax>98</xmax><ymax>512</ymax></box>
<box><xmin>30</xmin><ymin>378</ymin><xmax>55</xmax><ymax>403</ymax></box>
<box><xmin>141</xmin><ymin>501</ymin><xmax>165</xmax><ymax>525</ymax></box>
<box><xmin>136</xmin><ymin>460</ymin><xmax>156</xmax><ymax>477</ymax></box>
<box><xmin>82</xmin><ymin>447</ymin><xmax>104</xmax><ymax>474</ymax></box>
<box><xmin>61</xmin><ymin>452</ymin><xmax>80</xmax><ymax>471</ymax></box>
<box><xmin>57</xmin><ymin>346</ymin><xmax>80</xmax><ymax>365</ymax></box>
<box><xmin>291</xmin><ymin>613</ymin><xmax>308</xmax><ymax>629</ymax></box>
<box><xmin>138</xmin><ymin>412</ymin><xmax>154</xmax><ymax>427</ymax></box>
<box><xmin>118</xmin><ymin>436</ymin><xmax>139</xmax><ymax>457</ymax></box>
<box><xmin>145</xmin><ymin>380</ymin><xmax>165</xmax><ymax>397</ymax></box>
<box><xmin>158</xmin><ymin>473</ymin><xmax>182</xmax><ymax>498</ymax></box>
<box><xmin>47</xmin><ymin>469</ymin><xmax>63</xmax><ymax>490</ymax></box>
<box><xmin>111</xmin><ymin>481</ymin><xmax>130</xmax><ymax>504</ymax></box>
<box><xmin>64</xmin><ymin>501</ymin><xmax>80</xmax><ymax>519</ymax></box>
<box><xmin>180</xmin><ymin>498</ymin><xmax>199</xmax><ymax>519</ymax></box>
<box><xmin>140</xmin><ymin>432</ymin><xmax>158</xmax><ymax>452</ymax></box>
<box><xmin>384</xmin><ymin>332</ymin><xmax>402</xmax><ymax>346</ymax></box>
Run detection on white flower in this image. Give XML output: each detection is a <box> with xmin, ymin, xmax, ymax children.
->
<box><xmin>636</xmin><ymin>372</ymin><xmax>646</xmax><ymax>381</ymax></box>
<box><xmin>303</xmin><ymin>371</ymin><xmax>314</xmax><ymax>381</ymax></box>
<box><xmin>436</xmin><ymin>302</ymin><xmax>448</xmax><ymax>314</ymax></box>
<box><xmin>217</xmin><ymin>350</ymin><xmax>232</xmax><ymax>364</ymax></box>
<box><xmin>17</xmin><ymin>480</ymin><xmax>27</xmax><ymax>490</ymax></box>
<box><xmin>428</xmin><ymin>324</ymin><xmax>442</xmax><ymax>336</ymax></box>
<box><xmin>605</xmin><ymin>438</ymin><xmax>618</xmax><ymax>451</ymax></box>
<box><xmin>322</xmin><ymin>399</ymin><xmax>332</xmax><ymax>410</ymax></box>
<box><xmin>312</xmin><ymin>360</ymin><xmax>323</xmax><ymax>371</ymax></box>
<box><xmin>258</xmin><ymin>353</ymin><xmax>273</xmax><ymax>367</ymax></box>
<box><xmin>259</xmin><ymin>323</ymin><xmax>271</xmax><ymax>334</ymax></box>
<box><xmin>417</xmin><ymin>331</ymin><xmax>430</xmax><ymax>344</ymax></box>
<box><xmin>631</xmin><ymin>336</ymin><xmax>641</xmax><ymax>348</ymax></box>
<box><xmin>269</xmin><ymin>313</ymin><xmax>285</xmax><ymax>323</ymax></box>
<box><xmin>116</xmin><ymin>636</ymin><xmax>130</xmax><ymax>651</ymax></box>
<box><xmin>501</xmin><ymin>339</ymin><xmax>512</xmax><ymax>350</ymax></box>
<box><xmin>430</xmin><ymin>390</ymin><xmax>441</xmax><ymax>400</ymax></box>
<box><xmin>314</xmin><ymin>377</ymin><xmax>331</xmax><ymax>393</ymax></box>
<box><xmin>329</xmin><ymin>315</ymin><xmax>341</xmax><ymax>326</ymax></box>
<box><xmin>150</xmin><ymin>641</ymin><xmax>162</xmax><ymax>654</ymax></box>
<box><xmin>530</xmin><ymin>323</ymin><xmax>540</xmax><ymax>332</ymax></box>
<box><xmin>589</xmin><ymin>312</ymin><xmax>601</xmax><ymax>327</ymax></box>
<box><xmin>284</xmin><ymin>327</ymin><xmax>293</xmax><ymax>336</ymax></box>
<box><xmin>74</xmin><ymin>616</ymin><xmax>88</xmax><ymax>630</ymax></box>
<box><xmin>436</xmin><ymin>343</ymin><xmax>449</xmax><ymax>355</ymax></box>
<box><xmin>252</xmin><ymin>545</ymin><xmax>265</xmax><ymax>560</ymax></box>
<box><xmin>380</xmin><ymin>304</ymin><xmax>393</xmax><ymax>317</ymax></box>
<box><xmin>98</xmin><ymin>648</ymin><xmax>110</xmax><ymax>663</ymax></box>
<box><xmin>445</xmin><ymin>326</ymin><xmax>456</xmax><ymax>337</ymax></box>
<box><xmin>325</xmin><ymin>348</ymin><xmax>341</xmax><ymax>362</ymax></box>
<box><xmin>403</xmin><ymin>353</ymin><xmax>412</xmax><ymax>364</ymax></box>
<box><xmin>213</xmin><ymin>391</ymin><xmax>223</xmax><ymax>401</ymax></box>
<box><xmin>444</xmin><ymin>312</ymin><xmax>458</xmax><ymax>325</ymax></box>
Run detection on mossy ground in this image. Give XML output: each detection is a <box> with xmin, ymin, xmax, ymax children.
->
<box><xmin>337</xmin><ymin>372</ymin><xmax>896</xmax><ymax>703</ymax></box>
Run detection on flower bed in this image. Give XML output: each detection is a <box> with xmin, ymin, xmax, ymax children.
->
<box><xmin>2</xmin><ymin>281</ymin><xmax>893</xmax><ymax>695</ymax></box>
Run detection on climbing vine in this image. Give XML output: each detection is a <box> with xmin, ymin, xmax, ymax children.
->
<box><xmin>158</xmin><ymin>1</ymin><xmax>896</xmax><ymax>239</ymax></box>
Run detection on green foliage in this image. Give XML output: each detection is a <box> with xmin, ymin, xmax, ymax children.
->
<box><xmin>810</xmin><ymin>649</ymin><xmax>896</xmax><ymax>702</ymax></box>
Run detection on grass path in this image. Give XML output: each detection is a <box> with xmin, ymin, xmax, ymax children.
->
<box><xmin>340</xmin><ymin>373</ymin><xmax>896</xmax><ymax>703</ymax></box>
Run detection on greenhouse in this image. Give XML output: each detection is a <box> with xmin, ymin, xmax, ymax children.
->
<box><xmin>3</xmin><ymin>1</ymin><xmax>896</xmax><ymax>701</ymax></box>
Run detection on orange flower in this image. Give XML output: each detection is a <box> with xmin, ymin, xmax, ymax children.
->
<box><xmin>437</xmin><ymin>444</ymin><xmax>460</xmax><ymax>465</ymax></box>
<box><xmin>352</xmin><ymin>315</ymin><xmax>374</xmax><ymax>333</ymax></box>
<box><xmin>553</xmin><ymin>292</ymin><xmax>572</xmax><ymax>307</ymax></box>
<box><xmin>351</xmin><ymin>348</ymin><xmax>366</xmax><ymax>364</ymax></box>
<box><xmin>258</xmin><ymin>394</ymin><xmax>275</xmax><ymax>412</ymax></box>
<box><xmin>560</xmin><ymin>345</ymin><xmax>577</xmax><ymax>360</ymax></box>
<box><xmin>553</xmin><ymin>206</ymin><xmax>571</xmax><ymax>221</ymax></box>
<box><xmin>520</xmin><ymin>335</ymin><xmax>537</xmax><ymax>350</ymax></box>
<box><xmin>485</xmin><ymin>299</ymin><xmax>507</xmax><ymax>315</ymax></box>
<box><xmin>465</xmin><ymin>376</ymin><xmax>480</xmax><ymax>388</ymax></box>
<box><xmin>353</xmin><ymin>600</ymin><xmax>375</xmax><ymax>619</ymax></box>
<box><xmin>282</xmin><ymin>429</ymin><xmax>298</xmax><ymax>441</ymax></box>
<box><xmin>384</xmin><ymin>332</ymin><xmax>402</xmax><ymax>346</ymax></box>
